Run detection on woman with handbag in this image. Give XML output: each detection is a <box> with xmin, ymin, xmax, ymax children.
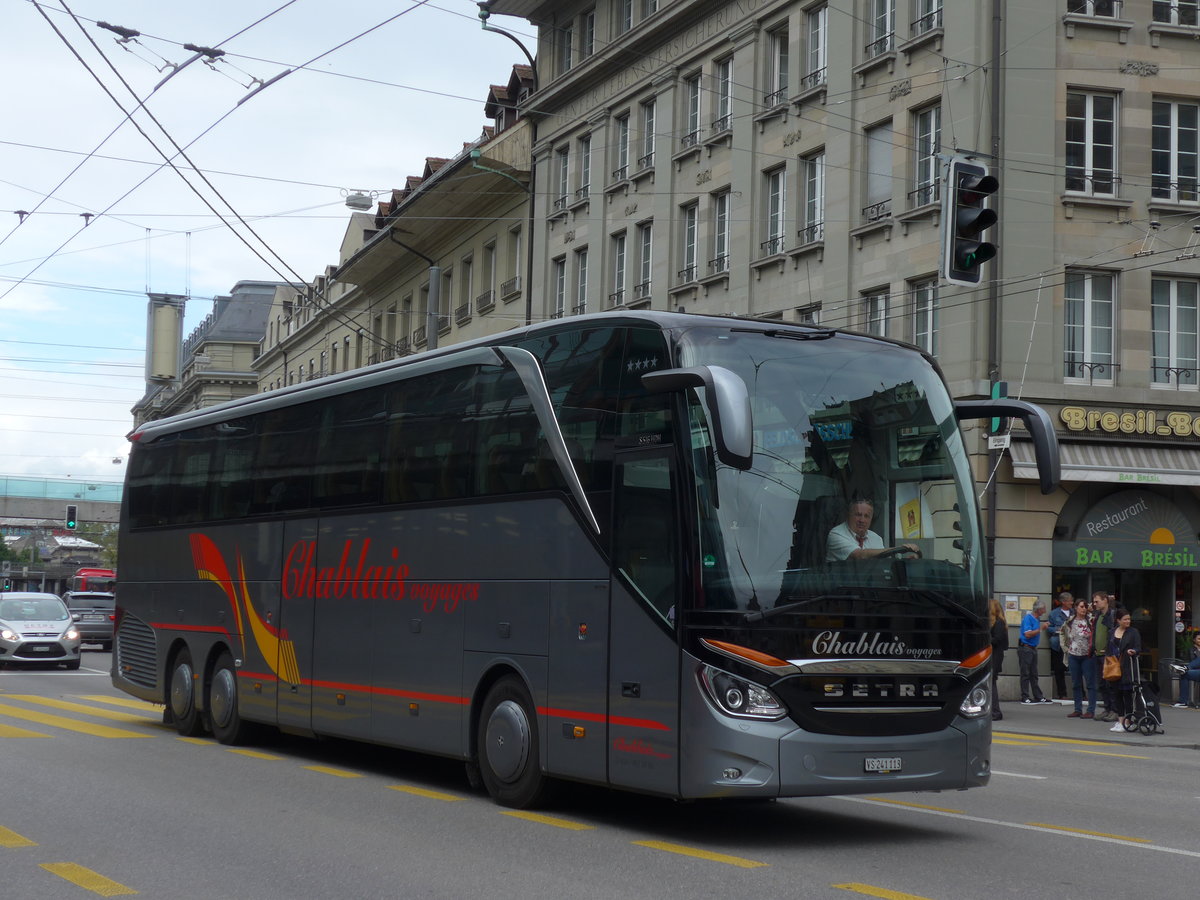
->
<box><xmin>988</xmin><ymin>597</ymin><xmax>1008</xmax><ymax>721</ymax></box>
<box><xmin>1061</xmin><ymin>597</ymin><xmax>1096</xmax><ymax>719</ymax></box>
<box><xmin>1109</xmin><ymin>608</ymin><xmax>1142</xmax><ymax>733</ymax></box>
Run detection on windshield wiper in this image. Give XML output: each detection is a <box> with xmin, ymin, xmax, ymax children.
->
<box><xmin>744</xmin><ymin>594</ymin><xmax>860</xmax><ymax>623</ymax></box>
<box><xmin>731</xmin><ymin>326</ymin><xmax>836</xmax><ymax>341</ymax></box>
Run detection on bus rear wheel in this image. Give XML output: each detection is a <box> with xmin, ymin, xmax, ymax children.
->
<box><xmin>477</xmin><ymin>676</ymin><xmax>548</xmax><ymax>809</ymax></box>
<box><xmin>168</xmin><ymin>648</ymin><xmax>203</xmax><ymax>736</ymax></box>
<box><xmin>208</xmin><ymin>650</ymin><xmax>255</xmax><ymax>745</ymax></box>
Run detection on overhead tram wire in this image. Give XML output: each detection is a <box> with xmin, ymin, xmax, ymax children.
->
<box><xmin>35</xmin><ymin>1</ymin><xmax>438</xmax><ymax>356</ymax></box>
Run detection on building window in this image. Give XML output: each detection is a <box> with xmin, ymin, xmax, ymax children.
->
<box><xmin>611</xmin><ymin>232</ymin><xmax>627</xmax><ymax>307</ymax></box>
<box><xmin>683</xmin><ymin>73</ymin><xmax>702</xmax><ymax>146</ymax></box>
<box><xmin>867</xmin><ymin>0</ymin><xmax>896</xmax><ymax>58</ymax></box>
<box><xmin>1152</xmin><ymin>277</ymin><xmax>1199</xmax><ymax>387</ymax></box>
<box><xmin>1069</xmin><ymin>0</ymin><xmax>1120</xmax><ymax>16</ymax></box>
<box><xmin>614</xmin><ymin>114</ymin><xmax>630</xmax><ymax>181</ymax></box>
<box><xmin>766</xmin><ymin>25</ymin><xmax>789</xmax><ymax>107</ymax></box>
<box><xmin>554</xmin><ymin>147</ymin><xmax>570</xmax><ymax>210</ymax></box>
<box><xmin>1064</xmin><ymin>270</ymin><xmax>1114</xmax><ymax>382</ymax></box>
<box><xmin>912</xmin><ymin>103</ymin><xmax>941</xmax><ymax>208</ymax></box>
<box><xmin>503</xmin><ymin>226</ymin><xmax>522</xmax><ymax>296</ymax></box>
<box><xmin>864</xmin><ymin>121</ymin><xmax>894</xmax><ymax>222</ymax></box>
<box><xmin>639</xmin><ymin>99</ymin><xmax>656</xmax><ymax>170</ymax></box>
<box><xmin>559</xmin><ymin>23</ymin><xmax>574</xmax><ymax>75</ymax></box>
<box><xmin>578</xmin><ymin>135</ymin><xmax>592</xmax><ymax>197</ymax></box>
<box><xmin>712</xmin><ymin>191</ymin><xmax>731</xmax><ymax>275</ymax></box>
<box><xmin>797</xmin><ymin>304</ymin><xmax>821</xmax><ymax>325</ymax></box>
<box><xmin>643</xmin><ymin>0</ymin><xmax>658</xmax><ymax>16</ymax></box>
<box><xmin>1153</xmin><ymin>0</ymin><xmax>1197</xmax><ymax>24</ymax></box>
<box><xmin>574</xmin><ymin>247</ymin><xmax>589</xmax><ymax>315</ymax></box>
<box><xmin>618</xmin><ymin>0</ymin><xmax>633</xmax><ymax>33</ymax></box>
<box><xmin>681</xmin><ymin>202</ymin><xmax>699</xmax><ymax>282</ymax></box>
<box><xmin>1152</xmin><ymin>98</ymin><xmax>1199</xmax><ymax>203</ymax></box>
<box><xmin>713</xmin><ymin>58</ymin><xmax>733</xmax><ymax>134</ymax></box>
<box><xmin>1066</xmin><ymin>91</ymin><xmax>1117</xmax><ymax>196</ymax></box>
<box><xmin>762</xmin><ymin>167</ymin><xmax>787</xmax><ymax>256</ymax></box>
<box><xmin>911</xmin><ymin>278</ymin><xmax>937</xmax><ymax>354</ymax></box>
<box><xmin>581</xmin><ymin>8</ymin><xmax>596</xmax><ymax>57</ymax></box>
<box><xmin>804</xmin><ymin>5</ymin><xmax>828</xmax><ymax>90</ymax></box>
<box><xmin>864</xmin><ymin>290</ymin><xmax>889</xmax><ymax>336</ymax></box>
<box><xmin>801</xmin><ymin>150</ymin><xmax>825</xmax><ymax>243</ymax></box>
<box><xmin>636</xmin><ymin>221</ymin><xmax>653</xmax><ymax>300</ymax></box>
<box><xmin>913</xmin><ymin>0</ymin><xmax>943</xmax><ymax>34</ymax></box>
<box><xmin>553</xmin><ymin>257</ymin><xmax>567</xmax><ymax>318</ymax></box>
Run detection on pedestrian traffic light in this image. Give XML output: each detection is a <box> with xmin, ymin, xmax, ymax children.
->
<box><xmin>942</xmin><ymin>157</ymin><xmax>998</xmax><ymax>285</ymax></box>
<box><xmin>65</xmin><ymin>504</ymin><xmax>77</xmax><ymax>530</ymax></box>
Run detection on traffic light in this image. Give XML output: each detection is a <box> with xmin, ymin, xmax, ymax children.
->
<box><xmin>65</xmin><ymin>504</ymin><xmax>78</xmax><ymax>530</ymax></box>
<box><xmin>942</xmin><ymin>157</ymin><xmax>998</xmax><ymax>285</ymax></box>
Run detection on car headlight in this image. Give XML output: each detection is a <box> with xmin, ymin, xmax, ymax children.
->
<box><xmin>64</xmin><ymin>626</ymin><xmax>80</xmax><ymax>641</ymax></box>
<box><xmin>1</xmin><ymin>628</ymin><xmax>17</xmax><ymax>641</ymax></box>
<box><xmin>699</xmin><ymin>664</ymin><xmax>787</xmax><ymax>720</ymax></box>
<box><xmin>959</xmin><ymin>678</ymin><xmax>992</xmax><ymax>719</ymax></box>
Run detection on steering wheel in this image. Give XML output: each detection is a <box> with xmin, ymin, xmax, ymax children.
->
<box><xmin>878</xmin><ymin>545</ymin><xmax>922</xmax><ymax>559</ymax></box>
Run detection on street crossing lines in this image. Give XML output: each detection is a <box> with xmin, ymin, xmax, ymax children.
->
<box><xmin>0</xmin><ymin>697</ymin><xmax>155</xmax><ymax>739</ymax></box>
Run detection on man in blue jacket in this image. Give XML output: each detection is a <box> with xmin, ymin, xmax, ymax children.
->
<box><xmin>1018</xmin><ymin>600</ymin><xmax>1052</xmax><ymax>704</ymax></box>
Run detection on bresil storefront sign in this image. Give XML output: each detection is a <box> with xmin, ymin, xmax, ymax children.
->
<box><xmin>1060</xmin><ymin>405</ymin><xmax>1200</xmax><ymax>437</ymax></box>
<box><xmin>1053</xmin><ymin>489</ymin><xmax>1200</xmax><ymax>569</ymax></box>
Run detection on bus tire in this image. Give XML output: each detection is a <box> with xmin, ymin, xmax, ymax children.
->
<box><xmin>168</xmin><ymin>647</ymin><xmax>203</xmax><ymax>736</ymax></box>
<box><xmin>208</xmin><ymin>650</ymin><xmax>254</xmax><ymax>745</ymax></box>
<box><xmin>477</xmin><ymin>676</ymin><xmax>548</xmax><ymax>809</ymax></box>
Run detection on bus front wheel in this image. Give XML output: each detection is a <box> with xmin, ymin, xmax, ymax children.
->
<box><xmin>168</xmin><ymin>648</ymin><xmax>203</xmax><ymax>736</ymax></box>
<box><xmin>477</xmin><ymin>676</ymin><xmax>548</xmax><ymax>809</ymax></box>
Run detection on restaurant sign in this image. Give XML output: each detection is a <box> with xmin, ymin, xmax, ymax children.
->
<box><xmin>1052</xmin><ymin>489</ymin><xmax>1200</xmax><ymax>569</ymax></box>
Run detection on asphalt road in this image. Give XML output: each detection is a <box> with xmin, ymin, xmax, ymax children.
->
<box><xmin>2</xmin><ymin>650</ymin><xmax>1197</xmax><ymax>899</ymax></box>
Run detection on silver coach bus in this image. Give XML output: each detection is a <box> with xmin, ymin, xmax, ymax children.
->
<box><xmin>114</xmin><ymin>312</ymin><xmax>1058</xmax><ymax>807</ymax></box>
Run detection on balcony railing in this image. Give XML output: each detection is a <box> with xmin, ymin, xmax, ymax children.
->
<box><xmin>552</xmin><ymin>195</ymin><xmax>569</xmax><ymax>212</ymax></box>
<box><xmin>612</xmin><ymin>164</ymin><xmax>629</xmax><ymax>182</ymax></box>
<box><xmin>572</xmin><ymin>302</ymin><xmax>588</xmax><ymax>315</ymax></box>
<box><xmin>455</xmin><ymin>301</ymin><xmax>472</xmax><ymax>325</ymax></box>
<box><xmin>864</xmin><ymin>31</ymin><xmax>895</xmax><ymax>59</ymax></box>
<box><xmin>760</xmin><ymin>236</ymin><xmax>785</xmax><ymax>256</ymax></box>
<box><xmin>711</xmin><ymin>114</ymin><xmax>731</xmax><ymax>135</ymax></box>
<box><xmin>862</xmin><ymin>199</ymin><xmax>892</xmax><ymax>223</ymax></box>
<box><xmin>908</xmin><ymin>181</ymin><xmax>940</xmax><ymax>208</ymax></box>
<box><xmin>763</xmin><ymin>87</ymin><xmax>787</xmax><ymax>108</ymax></box>
<box><xmin>680</xmin><ymin>130</ymin><xmax>700</xmax><ymax>148</ymax></box>
<box><xmin>677</xmin><ymin>264</ymin><xmax>697</xmax><ymax>283</ymax></box>
<box><xmin>912</xmin><ymin>7</ymin><xmax>943</xmax><ymax>35</ymax></box>
<box><xmin>500</xmin><ymin>275</ymin><xmax>521</xmax><ymax>298</ymax></box>
<box><xmin>708</xmin><ymin>254</ymin><xmax>729</xmax><ymax>275</ymax></box>
<box><xmin>607</xmin><ymin>289</ymin><xmax>625</xmax><ymax>308</ymax></box>
<box><xmin>1069</xmin><ymin>0</ymin><xmax>1122</xmax><ymax>17</ymax></box>
<box><xmin>798</xmin><ymin>221</ymin><xmax>824</xmax><ymax>244</ymax></box>
<box><xmin>475</xmin><ymin>289</ymin><xmax>495</xmax><ymax>313</ymax></box>
<box><xmin>801</xmin><ymin>68</ymin><xmax>827</xmax><ymax>91</ymax></box>
<box><xmin>634</xmin><ymin>280</ymin><xmax>652</xmax><ymax>300</ymax></box>
<box><xmin>575</xmin><ymin>184</ymin><xmax>590</xmax><ymax>200</ymax></box>
<box><xmin>637</xmin><ymin>151</ymin><xmax>655</xmax><ymax>171</ymax></box>
<box><xmin>414</xmin><ymin>325</ymin><xmax>427</xmax><ymax>345</ymax></box>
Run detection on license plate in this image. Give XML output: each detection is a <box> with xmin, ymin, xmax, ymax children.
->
<box><xmin>27</xmin><ymin>646</ymin><xmax>51</xmax><ymax>653</ymax></box>
<box><xmin>82</xmin><ymin>615</ymin><xmax>103</xmax><ymax>621</ymax></box>
<box><xmin>865</xmin><ymin>757</ymin><xmax>902</xmax><ymax>773</ymax></box>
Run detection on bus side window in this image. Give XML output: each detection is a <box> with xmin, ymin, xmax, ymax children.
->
<box><xmin>313</xmin><ymin>386</ymin><xmax>385</xmax><ymax>509</ymax></box>
<box><xmin>613</xmin><ymin>454</ymin><xmax>676</xmax><ymax>623</ymax></box>
<box><xmin>251</xmin><ymin>404</ymin><xmax>318</xmax><ymax>514</ymax></box>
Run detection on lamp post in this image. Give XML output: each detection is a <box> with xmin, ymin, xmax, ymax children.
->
<box><xmin>478</xmin><ymin>2</ymin><xmax>539</xmax><ymax>327</ymax></box>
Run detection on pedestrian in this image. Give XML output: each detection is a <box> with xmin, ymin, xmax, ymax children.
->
<box><xmin>989</xmin><ymin>596</ymin><xmax>1008</xmax><ymax>721</ymax></box>
<box><xmin>1109</xmin><ymin>608</ymin><xmax>1142</xmax><ymax>733</ymax></box>
<box><xmin>1172</xmin><ymin>631</ymin><xmax>1200</xmax><ymax>709</ymax></box>
<box><xmin>1018</xmin><ymin>600</ymin><xmax>1051</xmax><ymax>704</ymax></box>
<box><xmin>1048</xmin><ymin>591</ymin><xmax>1072</xmax><ymax>699</ymax></box>
<box><xmin>1061</xmin><ymin>597</ymin><xmax>1096</xmax><ymax>719</ymax></box>
<box><xmin>1091</xmin><ymin>591</ymin><xmax>1117</xmax><ymax>721</ymax></box>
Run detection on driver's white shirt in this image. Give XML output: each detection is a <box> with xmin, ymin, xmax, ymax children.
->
<box><xmin>826</xmin><ymin>522</ymin><xmax>884</xmax><ymax>561</ymax></box>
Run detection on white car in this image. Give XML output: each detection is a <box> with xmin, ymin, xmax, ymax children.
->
<box><xmin>0</xmin><ymin>592</ymin><xmax>82</xmax><ymax>669</ymax></box>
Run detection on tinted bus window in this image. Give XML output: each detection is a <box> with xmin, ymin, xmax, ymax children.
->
<box><xmin>313</xmin><ymin>386</ymin><xmax>386</xmax><ymax>509</ymax></box>
<box><xmin>250</xmin><ymin>403</ymin><xmax>320</xmax><ymax>515</ymax></box>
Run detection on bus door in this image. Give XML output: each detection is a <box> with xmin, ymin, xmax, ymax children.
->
<box><xmin>275</xmin><ymin>518</ymin><xmax>318</xmax><ymax>734</ymax></box>
<box><xmin>608</xmin><ymin>449</ymin><xmax>680</xmax><ymax>796</ymax></box>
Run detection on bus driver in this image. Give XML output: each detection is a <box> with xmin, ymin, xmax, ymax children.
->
<box><xmin>826</xmin><ymin>497</ymin><xmax>920</xmax><ymax>561</ymax></box>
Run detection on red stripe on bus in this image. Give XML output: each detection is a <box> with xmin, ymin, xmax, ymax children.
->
<box><xmin>539</xmin><ymin>706</ymin><xmax>671</xmax><ymax>732</ymax></box>
<box><xmin>306</xmin><ymin>680</ymin><xmax>469</xmax><ymax>706</ymax></box>
<box><xmin>149</xmin><ymin>623</ymin><xmax>233</xmax><ymax>637</ymax></box>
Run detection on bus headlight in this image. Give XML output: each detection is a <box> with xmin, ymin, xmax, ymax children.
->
<box><xmin>699</xmin><ymin>665</ymin><xmax>787</xmax><ymax>720</ymax></box>
<box><xmin>959</xmin><ymin>679</ymin><xmax>991</xmax><ymax>719</ymax></box>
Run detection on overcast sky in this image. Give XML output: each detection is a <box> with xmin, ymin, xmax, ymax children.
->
<box><xmin>1</xmin><ymin>0</ymin><xmax>528</xmax><ymax>484</ymax></box>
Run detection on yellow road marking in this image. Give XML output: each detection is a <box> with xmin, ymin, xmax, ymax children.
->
<box><xmin>304</xmin><ymin>765</ymin><xmax>362</xmax><ymax>778</ymax></box>
<box><xmin>1070</xmin><ymin>749</ymin><xmax>1150</xmax><ymax>760</ymax></box>
<box><xmin>0</xmin><ymin>701</ymin><xmax>152</xmax><ymax>739</ymax></box>
<box><xmin>0</xmin><ymin>722</ymin><xmax>50</xmax><ymax>738</ymax></box>
<box><xmin>1027</xmin><ymin>822</ymin><xmax>1151</xmax><ymax>843</ymax></box>
<box><xmin>389</xmin><ymin>785</ymin><xmax>463</xmax><ymax>802</ymax></box>
<box><xmin>501</xmin><ymin>810</ymin><xmax>593</xmax><ymax>830</ymax></box>
<box><xmin>993</xmin><ymin>731</ymin><xmax>1114</xmax><ymax>747</ymax></box>
<box><xmin>228</xmin><ymin>748</ymin><xmax>283</xmax><ymax>760</ymax></box>
<box><xmin>0</xmin><ymin>825</ymin><xmax>37</xmax><ymax>847</ymax></box>
<box><xmin>993</xmin><ymin>739</ymin><xmax>1043</xmax><ymax>746</ymax></box>
<box><xmin>866</xmin><ymin>797</ymin><xmax>963</xmax><ymax>814</ymax></box>
<box><xmin>5</xmin><ymin>695</ymin><xmax>161</xmax><ymax>726</ymax></box>
<box><xmin>178</xmin><ymin>737</ymin><xmax>210</xmax><ymax>746</ymax></box>
<box><xmin>77</xmin><ymin>695</ymin><xmax>163</xmax><ymax>714</ymax></box>
<box><xmin>40</xmin><ymin>862</ymin><xmax>137</xmax><ymax>896</ymax></box>
<box><xmin>632</xmin><ymin>839</ymin><xmax>767</xmax><ymax>868</ymax></box>
<box><xmin>834</xmin><ymin>883</ymin><xmax>933</xmax><ymax>899</ymax></box>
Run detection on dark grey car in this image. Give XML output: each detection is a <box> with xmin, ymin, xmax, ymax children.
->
<box><xmin>64</xmin><ymin>591</ymin><xmax>115</xmax><ymax>650</ymax></box>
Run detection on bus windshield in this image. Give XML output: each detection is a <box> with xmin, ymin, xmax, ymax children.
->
<box><xmin>678</xmin><ymin>327</ymin><xmax>986</xmax><ymax>622</ymax></box>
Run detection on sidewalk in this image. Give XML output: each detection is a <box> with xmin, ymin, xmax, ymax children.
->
<box><xmin>992</xmin><ymin>697</ymin><xmax>1200</xmax><ymax>750</ymax></box>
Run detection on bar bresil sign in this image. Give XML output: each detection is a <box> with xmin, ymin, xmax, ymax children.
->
<box><xmin>1052</xmin><ymin>489</ymin><xmax>1200</xmax><ymax>569</ymax></box>
<box><xmin>1060</xmin><ymin>405</ymin><xmax>1200</xmax><ymax>437</ymax></box>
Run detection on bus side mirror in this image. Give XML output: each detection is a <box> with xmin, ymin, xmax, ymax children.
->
<box><xmin>954</xmin><ymin>398</ymin><xmax>1060</xmax><ymax>495</ymax></box>
<box><xmin>642</xmin><ymin>365</ymin><xmax>753</xmax><ymax>470</ymax></box>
